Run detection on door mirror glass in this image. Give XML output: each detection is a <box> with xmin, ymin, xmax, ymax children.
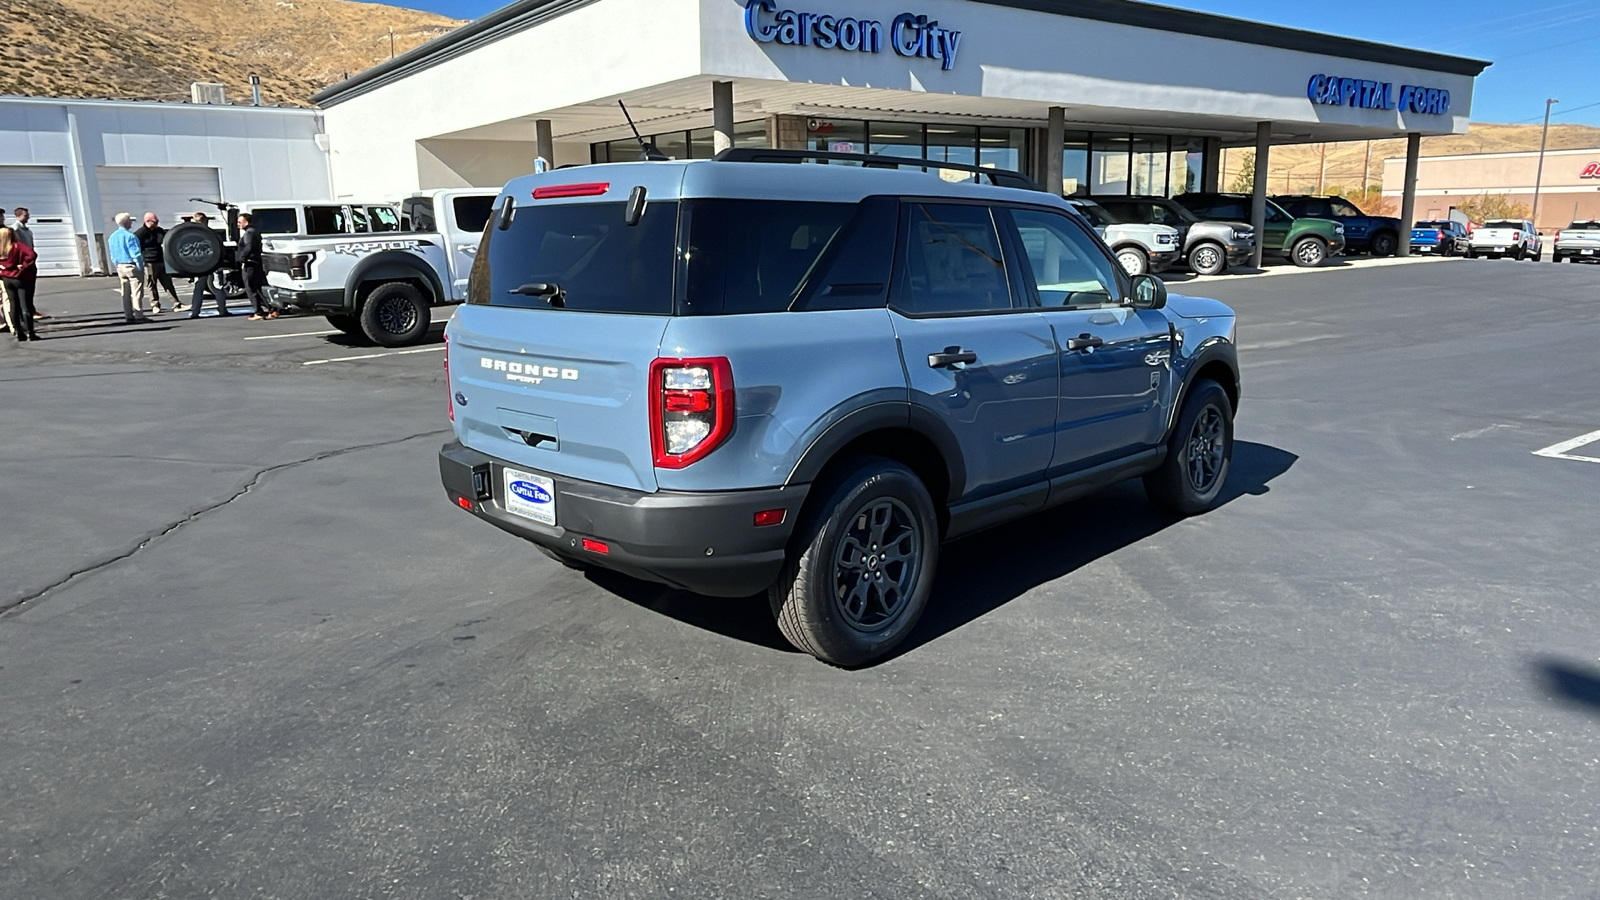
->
<box><xmin>1129</xmin><ymin>273</ymin><xmax>1167</xmax><ymax>310</ymax></box>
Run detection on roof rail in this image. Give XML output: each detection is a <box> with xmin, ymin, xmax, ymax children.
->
<box><xmin>712</xmin><ymin>148</ymin><xmax>1043</xmax><ymax>192</ymax></box>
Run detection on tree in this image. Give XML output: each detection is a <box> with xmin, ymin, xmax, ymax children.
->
<box><xmin>1454</xmin><ymin>193</ymin><xmax>1531</xmax><ymax>224</ymax></box>
<box><xmin>1229</xmin><ymin>152</ymin><xmax>1254</xmax><ymax>193</ymax></box>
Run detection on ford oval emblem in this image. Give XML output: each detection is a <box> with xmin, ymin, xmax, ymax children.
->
<box><xmin>454</xmin><ymin>391</ymin><xmax>468</xmax><ymax>406</ymax></box>
<box><xmin>510</xmin><ymin>480</ymin><xmax>552</xmax><ymax>505</ymax></box>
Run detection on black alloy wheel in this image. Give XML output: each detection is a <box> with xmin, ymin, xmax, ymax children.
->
<box><xmin>358</xmin><ymin>282</ymin><xmax>431</xmax><ymax>347</ymax></box>
<box><xmin>1144</xmin><ymin>379</ymin><xmax>1234</xmax><ymax>516</ymax></box>
<box><xmin>1185</xmin><ymin>405</ymin><xmax>1227</xmax><ymax>494</ymax></box>
<box><xmin>830</xmin><ymin>498</ymin><xmax>923</xmax><ymax>633</ymax></box>
<box><xmin>1370</xmin><ymin>231</ymin><xmax>1398</xmax><ymax>257</ymax></box>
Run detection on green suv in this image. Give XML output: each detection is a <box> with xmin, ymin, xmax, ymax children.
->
<box><xmin>1175</xmin><ymin>193</ymin><xmax>1345</xmax><ymax>267</ymax></box>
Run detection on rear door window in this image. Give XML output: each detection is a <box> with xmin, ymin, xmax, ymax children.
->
<box><xmin>349</xmin><ymin>206</ymin><xmax>371</xmax><ymax>233</ymax></box>
<box><xmin>891</xmin><ymin>203</ymin><xmax>1014</xmax><ymax>316</ymax></box>
<box><xmin>304</xmin><ymin>206</ymin><xmax>346</xmax><ymax>235</ymax></box>
<box><xmin>683</xmin><ymin>200</ymin><xmax>855</xmax><ymax>315</ymax></box>
<box><xmin>478</xmin><ymin>200</ymin><xmax>680</xmax><ymax>315</ymax></box>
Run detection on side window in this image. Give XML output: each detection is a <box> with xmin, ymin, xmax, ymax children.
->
<box><xmin>451</xmin><ymin>196</ymin><xmax>494</xmax><ymax>233</ymax></box>
<box><xmin>249</xmin><ymin>207</ymin><xmax>299</xmax><ymax>235</ymax></box>
<box><xmin>1330</xmin><ymin>199</ymin><xmax>1362</xmax><ymax>218</ymax></box>
<box><xmin>368</xmin><ymin>206</ymin><xmax>400</xmax><ymax>232</ymax></box>
<box><xmin>891</xmin><ymin>203</ymin><xmax>1013</xmax><ymax>316</ymax></box>
<box><xmin>1147</xmin><ymin>204</ymin><xmax>1177</xmax><ymax>226</ymax></box>
<box><xmin>684</xmin><ymin>199</ymin><xmax>856</xmax><ymax>315</ymax></box>
<box><xmin>1005</xmin><ymin>208</ymin><xmax>1121</xmax><ymax>310</ymax></box>
<box><xmin>304</xmin><ymin>206</ymin><xmax>345</xmax><ymax>235</ymax></box>
<box><xmin>405</xmin><ymin>198</ymin><xmax>437</xmax><ymax>232</ymax></box>
<box><xmin>1209</xmin><ymin>200</ymin><xmax>1248</xmax><ymax>219</ymax></box>
<box><xmin>348</xmin><ymin>206</ymin><xmax>370</xmax><ymax>233</ymax></box>
<box><xmin>1299</xmin><ymin>200</ymin><xmax>1330</xmax><ymax>218</ymax></box>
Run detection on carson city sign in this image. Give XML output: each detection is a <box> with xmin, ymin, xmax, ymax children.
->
<box><xmin>744</xmin><ymin>0</ymin><xmax>963</xmax><ymax>70</ymax></box>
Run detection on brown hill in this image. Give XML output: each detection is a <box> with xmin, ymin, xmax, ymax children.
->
<box><xmin>1221</xmin><ymin>123</ymin><xmax>1600</xmax><ymax>195</ymax></box>
<box><xmin>0</xmin><ymin>0</ymin><xmax>462</xmax><ymax>106</ymax></box>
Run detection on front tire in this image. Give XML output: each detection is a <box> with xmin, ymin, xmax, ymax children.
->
<box><xmin>1144</xmin><ymin>380</ymin><xmax>1234</xmax><ymax>517</ymax></box>
<box><xmin>1291</xmin><ymin>236</ymin><xmax>1328</xmax><ymax>267</ymax></box>
<box><xmin>359</xmin><ymin>282</ymin><xmax>431</xmax><ymax>347</ymax></box>
<box><xmin>1370</xmin><ymin>231</ymin><xmax>1398</xmax><ymax>257</ymax></box>
<box><xmin>1189</xmin><ymin>242</ymin><xmax>1227</xmax><ymax>276</ymax></box>
<box><xmin>769</xmin><ymin>458</ymin><xmax>938</xmax><ymax>667</ymax></box>
<box><xmin>1115</xmin><ymin>247</ymin><xmax>1149</xmax><ymax>277</ymax></box>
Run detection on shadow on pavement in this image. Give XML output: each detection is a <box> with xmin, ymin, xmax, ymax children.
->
<box><xmin>1534</xmin><ymin>658</ymin><xmax>1600</xmax><ymax>716</ymax></box>
<box><xmin>321</xmin><ymin>324</ymin><xmax>447</xmax><ymax>349</ymax></box>
<box><xmin>599</xmin><ymin>441</ymin><xmax>1298</xmax><ymax>662</ymax></box>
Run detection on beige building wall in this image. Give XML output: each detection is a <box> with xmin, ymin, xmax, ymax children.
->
<box><xmin>1383</xmin><ymin>147</ymin><xmax>1600</xmax><ymax>230</ymax></box>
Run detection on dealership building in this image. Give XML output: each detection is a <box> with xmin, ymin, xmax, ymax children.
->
<box><xmin>1382</xmin><ymin>147</ymin><xmax>1600</xmax><ymax>231</ymax></box>
<box><xmin>314</xmin><ymin>0</ymin><xmax>1489</xmax><ymax>261</ymax></box>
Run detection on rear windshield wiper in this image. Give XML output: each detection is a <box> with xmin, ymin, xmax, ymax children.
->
<box><xmin>511</xmin><ymin>282</ymin><xmax>566</xmax><ymax>308</ymax></box>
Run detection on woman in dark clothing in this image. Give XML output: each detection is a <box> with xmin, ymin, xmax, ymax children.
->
<box><xmin>0</xmin><ymin>226</ymin><xmax>39</xmax><ymax>341</ymax></box>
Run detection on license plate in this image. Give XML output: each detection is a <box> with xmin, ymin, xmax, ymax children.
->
<box><xmin>503</xmin><ymin>468</ymin><xmax>556</xmax><ymax>527</ymax></box>
<box><xmin>1584</xmin><ymin>249</ymin><xmax>1595</xmax><ymax>255</ymax></box>
<box><xmin>1419</xmin><ymin>246</ymin><xmax>1433</xmax><ymax>252</ymax></box>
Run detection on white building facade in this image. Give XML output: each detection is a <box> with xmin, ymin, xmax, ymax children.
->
<box><xmin>313</xmin><ymin>0</ymin><xmax>1488</xmax><ymax>259</ymax></box>
<box><xmin>0</xmin><ymin>97</ymin><xmax>332</xmax><ymax>275</ymax></box>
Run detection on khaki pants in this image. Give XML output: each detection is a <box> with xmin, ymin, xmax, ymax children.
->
<box><xmin>117</xmin><ymin>264</ymin><xmax>147</xmax><ymax>318</ymax></box>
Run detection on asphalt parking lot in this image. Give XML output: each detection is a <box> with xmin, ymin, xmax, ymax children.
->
<box><xmin>3</xmin><ymin>259</ymin><xmax>1599</xmax><ymax>899</ymax></box>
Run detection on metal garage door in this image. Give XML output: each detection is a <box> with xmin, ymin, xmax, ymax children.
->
<box><xmin>96</xmin><ymin>166</ymin><xmax>222</xmax><ymax>232</ymax></box>
<box><xmin>0</xmin><ymin>165</ymin><xmax>83</xmax><ymax>276</ymax></box>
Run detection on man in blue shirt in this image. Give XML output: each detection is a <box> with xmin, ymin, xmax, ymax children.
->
<box><xmin>108</xmin><ymin>212</ymin><xmax>150</xmax><ymax>324</ymax></box>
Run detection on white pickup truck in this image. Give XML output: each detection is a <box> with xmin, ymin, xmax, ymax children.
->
<box><xmin>1467</xmin><ymin>218</ymin><xmax>1542</xmax><ymax>261</ymax></box>
<box><xmin>262</xmin><ymin>189</ymin><xmax>497</xmax><ymax>346</ymax></box>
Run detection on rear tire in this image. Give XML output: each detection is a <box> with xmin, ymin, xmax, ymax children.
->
<box><xmin>1370</xmin><ymin>231</ymin><xmax>1398</xmax><ymax>257</ymax></box>
<box><xmin>769</xmin><ymin>458</ymin><xmax>938</xmax><ymax>667</ymax></box>
<box><xmin>325</xmin><ymin>313</ymin><xmax>363</xmax><ymax>336</ymax></box>
<box><xmin>1144</xmin><ymin>380</ymin><xmax>1234</xmax><ymax>517</ymax></box>
<box><xmin>359</xmin><ymin>282</ymin><xmax>431</xmax><ymax>347</ymax></box>
<box><xmin>1115</xmin><ymin>247</ymin><xmax>1149</xmax><ymax>277</ymax></box>
<box><xmin>1189</xmin><ymin>242</ymin><xmax>1227</xmax><ymax>276</ymax></box>
<box><xmin>1291</xmin><ymin>236</ymin><xmax>1327</xmax><ymax>267</ymax></box>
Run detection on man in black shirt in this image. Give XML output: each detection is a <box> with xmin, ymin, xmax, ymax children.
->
<box><xmin>135</xmin><ymin>212</ymin><xmax>185</xmax><ymax>314</ymax></box>
<box><xmin>237</xmin><ymin>213</ymin><xmax>273</xmax><ymax>319</ymax></box>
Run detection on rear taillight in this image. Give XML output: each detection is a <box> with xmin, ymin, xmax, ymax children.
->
<box><xmin>1435</xmin><ymin>231</ymin><xmax>1444</xmax><ymax>241</ymax></box>
<box><xmin>288</xmin><ymin>252</ymin><xmax>314</xmax><ymax>280</ymax></box>
<box><xmin>650</xmin><ymin>357</ymin><xmax>734</xmax><ymax>469</ymax></box>
<box><xmin>444</xmin><ymin>333</ymin><xmax>453</xmax><ymax>423</ymax></box>
<box><xmin>1512</xmin><ymin>231</ymin><xmax>1522</xmax><ymax>241</ymax></box>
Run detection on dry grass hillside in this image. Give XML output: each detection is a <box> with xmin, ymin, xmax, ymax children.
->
<box><xmin>1222</xmin><ymin>123</ymin><xmax>1600</xmax><ymax>194</ymax></box>
<box><xmin>0</xmin><ymin>0</ymin><xmax>462</xmax><ymax>105</ymax></box>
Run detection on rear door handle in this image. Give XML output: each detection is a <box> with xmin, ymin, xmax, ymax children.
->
<box><xmin>927</xmin><ymin>346</ymin><xmax>978</xmax><ymax>368</ymax></box>
<box><xmin>1067</xmin><ymin>333</ymin><xmax>1105</xmax><ymax>352</ymax></box>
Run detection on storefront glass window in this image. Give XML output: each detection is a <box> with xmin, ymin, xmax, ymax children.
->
<box><xmin>926</xmin><ymin>124</ymin><xmax>978</xmax><ymax>182</ymax></box>
<box><xmin>1062</xmin><ymin>132</ymin><xmax>1089</xmax><ymax>197</ymax></box>
<box><xmin>734</xmin><ymin>119</ymin><xmax>768</xmax><ymax>149</ymax></box>
<box><xmin>1091</xmin><ymin>134</ymin><xmax>1130</xmax><ymax>195</ymax></box>
<box><xmin>1130</xmin><ymin>135</ymin><xmax>1170</xmax><ymax>196</ymax></box>
<box><xmin>655</xmin><ymin>131</ymin><xmax>690</xmax><ymax>162</ymax></box>
<box><xmin>868</xmin><ymin>121</ymin><xmax>926</xmax><ymax>161</ymax></box>
<box><xmin>1168</xmin><ymin>136</ymin><xmax>1204</xmax><ymax>195</ymax></box>
<box><xmin>979</xmin><ymin>127</ymin><xmax>1027</xmax><ymax>178</ymax></box>
<box><xmin>688</xmin><ymin>127</ymin><xmax>715</xmax><ymax>159</ymax></box>
<box><xmin>808</xmin><ymin>118</ymin><xmax>868</xmax><ymax>154</ymax></box>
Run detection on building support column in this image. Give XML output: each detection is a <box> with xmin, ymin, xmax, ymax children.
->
<box><xmin>1397</xmin><ymin>132</ymin><xmax>1421</xmax><ymax>258</ymax></box>
<box><xmin>1045</xmin><ymin>107</ymin><xmax>1065</xmax><ymax>197</ymax></box>
<box><xmin>766</xmin><ymin>115</ymin><xmax>807</xmax><ymax>150</ymax></box>
<box><xmin>1201</xmin><ymin>137</ymin><xmax>1222</xmax><ymax>192</ymax></box>
<box><xmin>1250</xmin><ymin>122</ymin><xmax>1271</xmax><ymax>269</ymax></box>
<box><xmin>712</xmin><ymin>81</ymin><xmax>735</xmax><ymax>155</ymax></box>
<box><xmin>535</xmin><ymin>119</ymin><xmax>554</xmax><ymax>171</ymax></box>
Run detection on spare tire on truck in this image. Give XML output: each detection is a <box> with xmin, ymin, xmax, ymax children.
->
<box><xmin>162</xmin><ymin>222</ymin><xmax>225</xmax><ymax>276</ymax></box>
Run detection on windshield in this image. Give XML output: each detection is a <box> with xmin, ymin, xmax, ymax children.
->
<box><xmin>1485</xmin><ymin>220</ymin><xmax>1522</xmax><ymax>229</ymax></box>
<box><xmin>1265</xmin><ymin>200</ymin><xmax>1293</xmax><ymax>224</ymax></box>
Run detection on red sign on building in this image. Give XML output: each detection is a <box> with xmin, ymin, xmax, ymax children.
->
<box><xmin>1583</xmin><ymin>162</ymin><xmax>1600</xmax><ymax>179</ymax></box>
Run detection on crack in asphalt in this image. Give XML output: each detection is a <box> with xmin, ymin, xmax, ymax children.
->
<box><xmin>0</xmin><ymin>428</ymin><xmax>452</xmax><ymax>619</ymax></box>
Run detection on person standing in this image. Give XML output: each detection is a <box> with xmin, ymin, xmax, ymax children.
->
<box><xmin>186</xmin><ymin>212</ymin><xmax>231</xmax><ymax>319</ymax></box>
<box><xmin>135</xmin><ymin>212</ymin><xmax>184</xmax><ymax>315</ymax></box>
<box><xmin>108</xmin><ymin>212</ymin><xmax>150</xmax><ymax>324</ymax></box>
<box><xmin>237</xmin><ymin>213</ymin><xmax>274</xmax><ymax>320</ymax></box>
<box><xmin>10</xmin><ymin>207</ymin><xmax>42</xmax><ymax>322</ymax></box>
<box><xmin>0</xmin><ymin>227</ymin><xmax>38</xmax><ymax>341</ymax></box>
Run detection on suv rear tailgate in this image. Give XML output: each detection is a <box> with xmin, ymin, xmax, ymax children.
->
<box><xmin>451</xmin><ymin>305</ymin><xmax>669</xmax><ymax>492</ymax></box>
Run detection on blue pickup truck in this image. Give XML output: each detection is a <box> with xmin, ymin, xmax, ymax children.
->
<box><xmin>1273</xmin><ymin>195</ymin><xmax>1404</xmax><ymax>257</ymax></box>
<box><xmin>1410</xmin><ymin>220</ymin><xmax>1470</xmax><ymax>256</ymax></box>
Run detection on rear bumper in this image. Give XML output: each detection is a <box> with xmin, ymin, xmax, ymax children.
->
<box><xmin>265</xmin><ymin>286</ymin><xmax>345</xmax><ymax>311</ymax></box>
<box><xmin>439</xmin><ymin>441</ymin><xmax>807</xmax><ymax>598</ymax></box>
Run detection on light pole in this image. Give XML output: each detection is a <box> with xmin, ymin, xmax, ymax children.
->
<box><xmin>1532</xmin><ymin>98</ymin><xmax>1558</xmax><ymax>230</ymax></box>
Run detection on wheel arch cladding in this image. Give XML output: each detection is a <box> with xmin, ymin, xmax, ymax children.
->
<box><xmin>1189</xmin><ymin>351</ymin><xmax>1240</xmax><ymax>412</ymax></box>
<box><xmin>346</xmin><ymin>251</ymin><xmax>444</xmax><ymax>308</ymax></box>
<box><xmin>788</xmin><ymin>411</ymin><xmax>960</xmax><ymax>531</ymax></box>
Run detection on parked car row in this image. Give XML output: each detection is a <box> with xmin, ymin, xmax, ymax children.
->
<box><xmin>1089</xmin><ymin>192</ymin><xmax>1346</xmax><ymax>275</ymax></box>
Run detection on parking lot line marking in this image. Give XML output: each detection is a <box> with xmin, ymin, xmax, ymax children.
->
<box><xmin>1533</xmin><ymin>428</ymin><xmax>1600</xmax><ymax>464</ymax></box>
<box><xmin>302</xmin><ymin>346</ymin><xmax>445</xmax><ymax>366</ymax></box>
<box><xmin>243</xmin><ymin>330</ymin><xmax>340</xmax><ymax>341</ymax></box>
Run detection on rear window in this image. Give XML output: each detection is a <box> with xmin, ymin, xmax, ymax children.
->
<box><xmin>251</xmin><ymin>208</ymin><xmax>299</xmax><ymax>235</ymax></box>
<box><xmin>477</xmin><ymin>200</ymin><xmax>680</xmax><ymax>315</ymax></box>
<box><xmin>1415</xmin><ymin>221</ymin><xmax>1448</xmax><ymax>228</ymax></box>
<box><xmin>1485</xmin><ymin>220</ymin><xmax>1522</xmax><ymax>229</ymax></box>
<box><xmin>1568</xmin><ymin>221</ymin><xmax>1600</xmax><ymax>230</ymax></box>
<box><xmin>453</xmin><ymin>196</ymin><xmax>494</xmax><ymax>233</ymax></box>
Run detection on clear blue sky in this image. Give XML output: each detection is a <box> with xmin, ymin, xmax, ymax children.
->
<box><xmin>392</xmin><ymin>0</ymin><xmax>1600</xmax><ymax>126</ymax></box>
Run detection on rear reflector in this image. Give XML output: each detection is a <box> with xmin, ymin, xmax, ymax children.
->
<box><xmin>754</xmin><ymin>508</ymin><xmax>786</xmax><ymax>527</ymax></box>
<box><xmin>456</xmin><ymin>496</ymin><xmax>474</xmax><ymax>510</ymax></box>
<box><xmin>533</xmin><ymin>182</ymin><xmax>610</xmax><ymax>199</ymax></box>
<box><xmin>581</xmin><ymin>538</ymin><xmax>610</xmax><ymax>555</ymax></box>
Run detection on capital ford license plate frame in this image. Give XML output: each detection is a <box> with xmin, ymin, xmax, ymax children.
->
<box><xmin>503</xmin><ymin>467</ymin><xmax>557</xmax><ymax>527</ymax></box>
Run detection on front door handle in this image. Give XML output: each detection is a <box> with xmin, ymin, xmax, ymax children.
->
<box><xmin>1067</xmin><ymin>333</ymin><xmax>1105</xmax><ymax>352</ymax></box>
<box><xmin>927</xmin><ymin>346</ymin><xmax>978</xmax><ymax>368</ymax></box>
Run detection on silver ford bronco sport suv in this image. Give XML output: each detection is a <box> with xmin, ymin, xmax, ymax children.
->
<box><xmin>439</xmin><ymin>149</ymin><xmax>1240</xmax><ymax>666</ymax></box>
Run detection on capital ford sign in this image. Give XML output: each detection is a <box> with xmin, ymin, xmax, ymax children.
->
<box><xmin>745</xmin><ymin>0</ymin><xmax>963</xmax><ymax>70</ymax></box>
<box><xmin>1308</xmin><ymin>74</ymin><xmax>1451</xmax><ymax>115</ymax></box>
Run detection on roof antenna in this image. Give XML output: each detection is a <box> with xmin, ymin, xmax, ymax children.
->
<box><xmin>618</xmin><ymin>100</ymin><xmax>669</xmax><ymax>161</ymax></box>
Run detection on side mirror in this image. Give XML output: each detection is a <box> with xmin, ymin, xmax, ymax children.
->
<box><xmin>1129</xmin><ymin>273</ymin><xmax>1167</xmax><ymax>310</ymax></box>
